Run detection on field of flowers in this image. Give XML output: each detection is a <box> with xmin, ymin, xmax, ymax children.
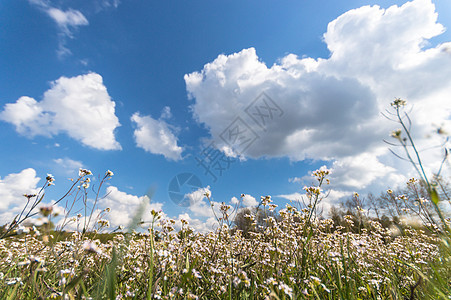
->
<box><xmin>0</xmin><ymin>198</ymin><xmax>449</xmax><ymax>299</ymax></box>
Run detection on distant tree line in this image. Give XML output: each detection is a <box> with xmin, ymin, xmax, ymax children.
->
<box><xmin>233</xmin><ymin>176</ymin><xmax>450</xmax><ymax>235</ymax></box>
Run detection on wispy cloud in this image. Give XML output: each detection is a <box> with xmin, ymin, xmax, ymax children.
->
<box><xmin>28</xmin><ymin>0</ymin><xmax>89</xmax><ymax>57</ymax></box>
<box><xmin>47</xmin><ymin>8</ymin><xmax>88</xmax><ymax>36</ymax></box>
<box><xmin>95</xmin><ymin>0</ymin><xmax>121</xmax><ymax>11</ymax></box>
<box><xmin>53</xmin><ymin>158</ymin><xmax>84</xmax><ymax>176</ymax></box>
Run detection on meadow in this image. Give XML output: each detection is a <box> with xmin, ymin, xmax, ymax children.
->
<box><xmin>0</xmin><ymin>100</ymin><xmax>449</xmax><ymax>299</ymax></box>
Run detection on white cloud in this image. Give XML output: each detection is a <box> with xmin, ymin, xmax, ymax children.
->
<box><xmin>0</xmin><ymin>73</ymin><xmax>122</xmax><ymax>150</ymax></box>
<box><xmin>174</xmin><ymin>187</ymin><xmax>241</xmax><ymax>232</ymax></box>
<box><xmin>131</xmin><ymin>111</ymin><xmax>183</xmax><ymax>161</ymax></box>
<box><xmin>230</xmin><ymin>194</ymin><xmax>258</xmax><ymax>207</ymax></box>
<box><xmin>174</xmin><ymin>213</ymin><xmax>218</xmax><ymax>233</ymax></box>
<box><xmin>28</xmin><ymin>0</ymin><xmax>89</xmax><ymax>57</ymax></box>
<box><xmin>185</xmin><ymin>0</ymin><xmax>451</xmax><ymax>205</ymax></box>
<box><xmin>0</xmin><ymin>168</ymin><xmax>87</xmax><ymax>229</ymax></box>
<box><xmin>328</xmin><ymin>153</ymin><xmax>404</xmax><ymax>189</ymax></box>
<box><xmin>0</xmin><ymin>169</ymin><xmax>41</xmax><ymax>225</ymax></box>
<box><xmin>242</xmin><ymin>194</ymin><xmax>258</xmax><ymax>207</ymax></box>
<box><xmin>288</xmin><ymin>177</ymin><xmax>302</xmax><ymax>184</ymax></box>
<box><xmin>185</xmin><ymin>47</ymin><xmax>381</xmax><ymax>161</ymax></box>
<box><xmin>160</xmin><ymin>106</ymin><xmax>172</xmax><ymax>119</ymax></box>
<box><xmin>96</xmin><ymin>186</ymin><xmax>164</xmax><ymax>229</ymax></box>
<box><xmin>184</xmin><ymin>186</ymin><xmax>216</xmax><ymax>217</ymax></box>
<box><xmin>94</xmin><ymin>0</ymin><xmax>121</xmax><ymax>11</ymax></box>
<box><xmin>320</xmin><ymin>189</ymin><xmax>354</xmax><ymax>214</ymax></box>
<box><xmin>47</xmin><ymin>8</ymin><xmax>88</xmax><ymax>35</ymax></box>
<box><xmin>277</xmin><ymin>189</ymin><xmax>354</xmax><ymax>216</ymax></box>
<box><xmin>277</xmin><ymin>192</ymin><xmax>304</xmax><ymax>203</ymax></box>
<box><xmin>53</xmin><ymin>158</ymin><xmax>84</xmax><ymax>176</ymax></box>
<box><xmin>323</xmin><ymin>0</ymin><xmax>445</xmax><ymax>80</ymax></box>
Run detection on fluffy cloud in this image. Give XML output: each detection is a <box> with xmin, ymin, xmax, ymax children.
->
<box><xmin>131</xmin><ymin>110</ymin><xmax>183</xmax><ymax>161</ymax></box>
<box><xmin>96</xmin><ymin>186</ymin><xmax>164</xmax><ymax>229</ymax></box>
<box><xmin>0</xmin><ymin>73</ymin><xmax>122</xmax><ymax>150</ymax></box>
<box><xmin>94</xmin><ymin>185</ymin><xmax>219</xmax><ymax>233</ymax></box>
<box><xmin>328</xmin><ymin>153</ymin><xmax>403</xmax><ymax>190</ymax></box>
<box><xmin>185</xmin><ymin>0</ymin><xmax>451</xmax><ymax>204</ymax></box>
<box><xmin>185</xmin><ymin>48</ymin><xmax>380</xmax><ymax>161</ymax></box>
<box><xmin>183</xmin><ymin>186</ymin><xmax>216</xmax><ymax>217</ymax></box>
<box><xmin>176</xmin><ymin>187</ymin><xmax>242</xmax><ymax>231</ymax></box>
<box><xmin>231</xmin><ymin>194</ymin><xmax>258</xmax><ymax>207</ymax></box>
<box><xmin>0</xmin><ymin>169</ymin><xmax>41</xmax><ymax>225</ymax></box>
<box><xmin>320</xmin><ymin>189</ymin><xmax>354</xmax><ymax>215</ymax></box>
<box><xmin>242</xmin><ymin>194</ymin><xmax>258</xmax><ymax>207</ymax></box>
<box><xmin>174</xmin><ymin>213</ymin><xmax>218</xmax><ymax>233</ymax></box>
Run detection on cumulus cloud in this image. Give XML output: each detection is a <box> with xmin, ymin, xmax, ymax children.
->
<box><xmin>183</xmin><ymin>186</ymin><xmax>217</xmax><ymax>217</ymax></box>
<box><xmin>185</xmin><ymin>0</ymin><xmax>451</xmax><ymax>205</ymax></box>
<box><xmin>185</xmin><ymin>48</ymin><xmax>380</xmax><ymax>161</ymax></box>
<box><xmin>176</xmin><ymin>187</ymin><xmax>246</xmax><ymax>231</ymax></box>
<box><xmin>319</xmin><ymin>189</ymin><xmax>354</xmax><ymax>214</ymax></box>
<box><xmin>174</xmin><ymin>213</ymin><xmax>218</xmax><ymax>233</ymax></box>
<box><xmin>95</xmin><ymin>186</ymin><xmax>164</xmax><ymax>229</ymax></box>
<box><xmin>0</xmin><ymin>169</ymin><xmax>41</xmax><ymax>225</ymax></box>
<box><xmin>328</xmin><ymin>153</ymin><xmax>406</xmax><ymax>190</ymax></box>
<box><xmin>0</xmin><ymin>73</ymin><xmax>122</xmax><ymax>150</ymax></box>
<box><xmin>84</xmin><ymin>185</ymin><xmax>219</xmax><ymax>233</ymax></box>
<box><xmin>230</xmin><ymin>194</ymin><xmax>258</xmax><ymax>207</ymax></box>
<box><xmin>131</xmin><ymin>110</ymin><xmax>183</xmax><ymax>161</ymax></box>
<box><xmin>242</xmin><ymin>194</ymin><xmax>258</xmax><ymax>207</ymax></box>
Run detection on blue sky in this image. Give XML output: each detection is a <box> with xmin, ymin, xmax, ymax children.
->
<box><xmin>1</xmin><ymin>0</ymin><xmax>450</xmax><ymax>231</ymax></box>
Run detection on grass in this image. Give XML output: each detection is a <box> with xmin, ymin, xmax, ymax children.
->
<box><xmin>0</xmin><ymin>205</ymin><xmax>449</xmax><ymax>299</ymax></box>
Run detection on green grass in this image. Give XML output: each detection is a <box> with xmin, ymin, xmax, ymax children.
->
<box><xmin>0</xmin><ymin>206</ymin><xmax>449</xmax><ymax>299</ymax></box>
